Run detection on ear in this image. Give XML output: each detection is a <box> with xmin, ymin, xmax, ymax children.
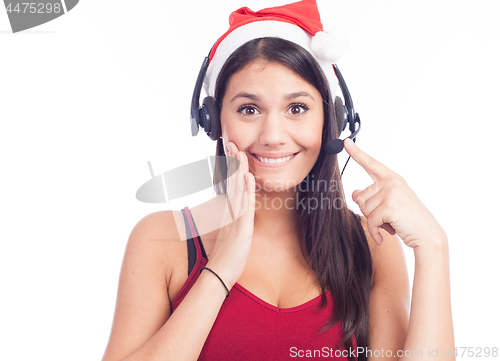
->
<box><xmin>202</xmin><ymin>96</ymin><xmax>221</xmax><ymax>141</ymax></box>
<box><xmin>334</xmin><ymin>96</ymin><xmax>346</xmax><ymax>135</ymax></box>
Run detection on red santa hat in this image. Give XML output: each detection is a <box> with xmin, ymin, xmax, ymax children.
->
<box><xmin>203</xmin><ymin>0</ymin><xmax>349</xmax><ymax>99</ymax></box>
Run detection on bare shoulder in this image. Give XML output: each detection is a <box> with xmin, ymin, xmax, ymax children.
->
<box><xmin>101</xmin><ymin>210</ymin><xmax>188</xmax><ymax>361</ymax></box>
<box><xmin>127</xmin><ymin>210</ymin><xmax>187</xmax><ymax>271</ymax></box>
<box><xmin>130</xmin><ymin>209</ymin><xmax>183</xmax><ymax>242</ymax></box>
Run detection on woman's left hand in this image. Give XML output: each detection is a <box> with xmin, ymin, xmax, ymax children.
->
<box><xmin>343</xmin><ymin>138</ymin><xmax>447</xmax><ymax>249</ymax></box>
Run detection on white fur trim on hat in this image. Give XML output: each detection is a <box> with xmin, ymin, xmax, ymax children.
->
<box><xmin>310</xmin><ymin>28</ymin><xmax>349</xmax><ymax>64</ymax></box>
<box><xmin>203</xmin><ymin>21</ymin><xmax>340</xmax><ymax>99</ymax></box>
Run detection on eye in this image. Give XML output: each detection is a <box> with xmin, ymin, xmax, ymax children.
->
<box><xmin>287</xmin><ymin>103</ymin><xmax>309</xmax><ymax>115</ymax></box>
<box><xmin>237</xmin><ymin>104</ymin><xmax>260</xmax><ymax>116</ymax></box>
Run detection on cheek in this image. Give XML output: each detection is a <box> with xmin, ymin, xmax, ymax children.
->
<box><xmin>312</xmin><ymin>117</ymin><xmax>325</xmax><ymax>151</ymax></box>
<box><xmin>219</xmin><ymin>110</ymin><xmax>229</xmax><ymax>139</ymax></box>
<box><xmin>297</xmin><ymin>121</ymin><xmax>324</xmax><ymax>153</ymax></box>
<box><xmin>220</xmin><ymin>113</ymin><xmax>251</xmax><ymax>151</ymax></box>
<box><xmin>220</xmin><ymin>110</ymin><xmax>235</xmax><ymax>143</ymax></box>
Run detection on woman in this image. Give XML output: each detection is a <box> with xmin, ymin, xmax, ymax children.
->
<box><xmin>102</xmin><ymin>1</ymin><xmax>454</xmax><ymax>360</ymax></box>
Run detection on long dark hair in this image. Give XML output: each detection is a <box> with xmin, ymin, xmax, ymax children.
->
<box><xmin>212</xmin><ymin>37</ymin><xmax>372</xmax><ymax>361</ymax></box>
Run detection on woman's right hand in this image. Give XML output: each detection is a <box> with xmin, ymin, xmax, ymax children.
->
<box><xmin>205</xmin><ymin>142</ymin><xmax>256</xmax><ymax>289</ymax></box>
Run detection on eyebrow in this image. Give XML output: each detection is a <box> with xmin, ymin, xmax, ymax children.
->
<box><xmin>230</xmin><ymin>91</ymin><xmax>314</xmax><ymax>102</ymax></box>
<box><xmin>284</xmin><ymin>92</ymin><xmax>314</xmax><ymax>101</ymax></box>
<box><xmin>230</xmin><ymin>93</ymin><xmax>260</xmax><ymax>102</ymax></box>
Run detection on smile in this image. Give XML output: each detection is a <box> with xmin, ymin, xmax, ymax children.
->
<box><xmin>250</xmin><ymin>152</ymin><xmax>299</xmax><ymax>166</ymax></box>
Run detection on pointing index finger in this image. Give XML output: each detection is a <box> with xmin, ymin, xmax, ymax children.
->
<box><xmin>344</xmin><ymin>138</ymin><xmax>393</xmax><ymax>181</ymax></box>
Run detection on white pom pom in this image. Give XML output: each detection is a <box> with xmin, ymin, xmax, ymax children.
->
<box><xmin>310</xmin><ymin>28</ymin><xmax>350</xmax><ymax>63</ymax></box>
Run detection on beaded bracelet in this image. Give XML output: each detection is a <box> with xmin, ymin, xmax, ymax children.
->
<box><xmin>200</xmin><ymin>267</ymin><xmax>230</xmax><ymax>298</ymax></box>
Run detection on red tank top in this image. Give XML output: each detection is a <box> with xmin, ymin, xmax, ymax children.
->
<box><xmin>171</xmin><ymin>207</ymin><xmax>356</xmax><ymax>360</ymax></box>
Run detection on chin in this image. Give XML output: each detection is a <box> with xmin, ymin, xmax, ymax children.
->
<box><xmin>253</xmin><ymin>175</ymin><xmax>305</xmax><ymax>194</ymax></box>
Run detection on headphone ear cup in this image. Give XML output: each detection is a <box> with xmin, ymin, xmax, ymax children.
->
<box><xmin>334</xmin><ymin>96</ymin><xmax>347</xmax><ymax>135</ymax></box>
<box><xmin>201</xmin><ymin>96</ymin><xmax>221</xmax><ymax>141</ymax></box>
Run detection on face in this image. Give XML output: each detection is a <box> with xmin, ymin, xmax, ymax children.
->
<box><xmin>220</xmin><ymin>59</ymin><xmax>324</xmax><ymax>193</ymax></box>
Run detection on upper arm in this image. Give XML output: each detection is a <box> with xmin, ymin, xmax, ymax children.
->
<box><xmin>101</xmin><ymin>211</ymin><xmax>181</xmax><ymax>361</ymax></box>
<box><xmin>360</xmin><ymin>216</ymin><xmax>411</xmax><ymax>360</ymax></box>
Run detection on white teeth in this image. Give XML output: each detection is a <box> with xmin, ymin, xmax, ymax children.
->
<box><xmin>257</xmin><ymin>154</ymin><xmax>295</xmax><ymax>164</ymax></box>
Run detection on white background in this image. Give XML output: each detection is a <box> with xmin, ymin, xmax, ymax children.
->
<box><xmin>1</xmin><ymin>0</ymin><xmax>499</xmax><ymax>360</ymax></box>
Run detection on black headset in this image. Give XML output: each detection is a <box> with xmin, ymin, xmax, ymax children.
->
<box><xmin>190</xmin><ymin>52</ymin><xmax>361</xmax><ymax>158</ymax></box>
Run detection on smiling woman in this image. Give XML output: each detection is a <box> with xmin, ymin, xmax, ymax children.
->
<box><xmin>101</xmin><ymin>1</ymin><xmax>454</xmax><ymax>361</ymax></box>
<box><xmin>208</xmin><ymin>37</ymin><xmax>373</xmax><ymax>358</ymax></box>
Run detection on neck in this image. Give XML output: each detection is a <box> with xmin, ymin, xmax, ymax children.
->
<box><xmin>253</xmin><ymin>188</ymin><xmax>301</xmax><ymax>240</ymax></box>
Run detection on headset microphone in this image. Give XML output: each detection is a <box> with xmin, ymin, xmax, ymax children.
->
<box><xmin>325</xmin><ymin>113</ymin><xmax>361</xmax><ymax>155</ymax></box>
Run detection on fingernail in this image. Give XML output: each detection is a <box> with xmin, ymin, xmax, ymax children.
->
<box><xmin>377</xmin><ymin>232</ymin><xmax>384</xmax><ymax>245</ymax></box>
<box><xmin>344</xmin><ymin>138</ymin><xmax>354</xmax><ymax>148</ymax></box>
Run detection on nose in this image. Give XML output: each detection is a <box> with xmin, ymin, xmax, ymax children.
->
<box><xmin>258</xmin><ymin>112</ymin><xmax>288</xmax><ymax>147</ymax></box>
